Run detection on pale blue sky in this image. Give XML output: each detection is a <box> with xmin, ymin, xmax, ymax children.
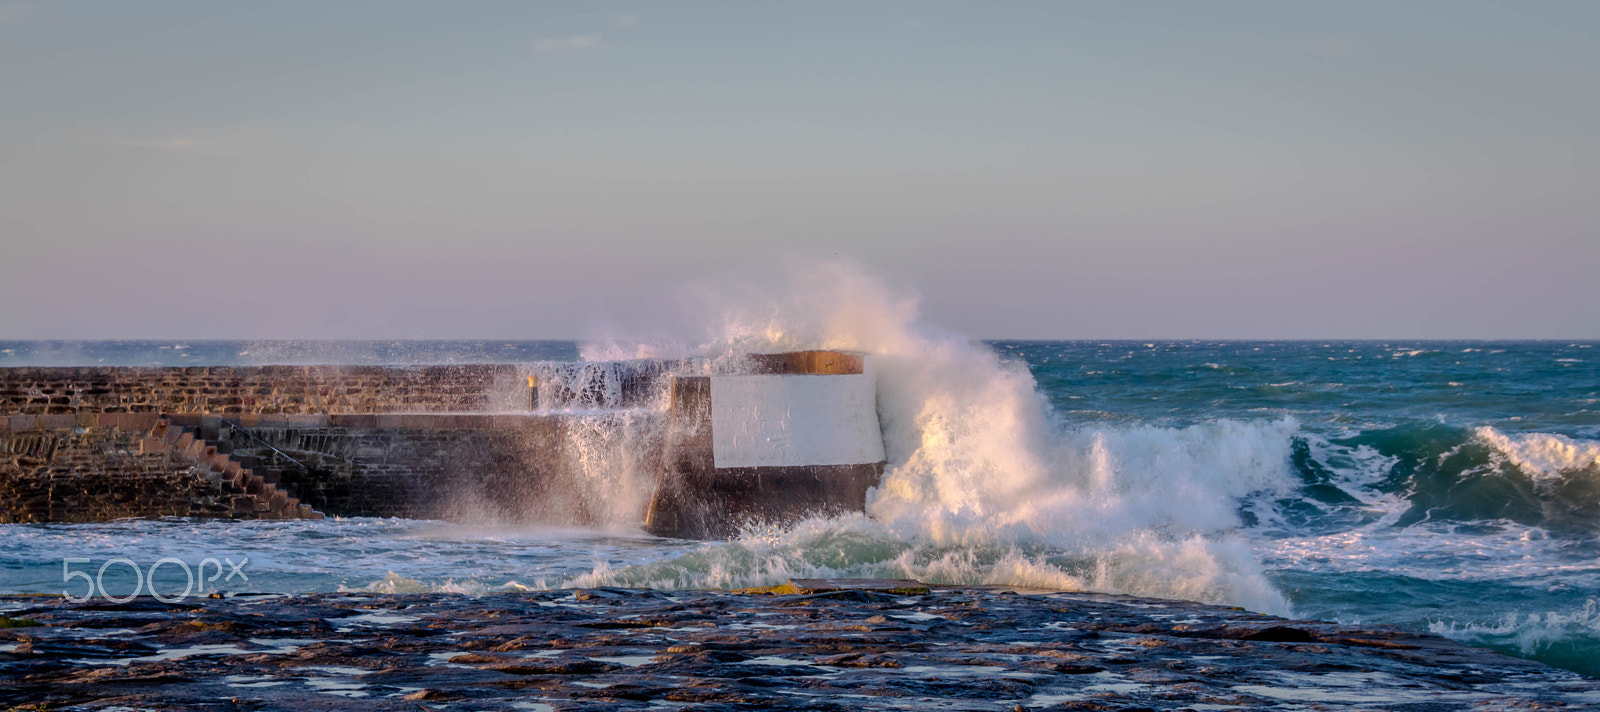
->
<box><xmin>1</xmin><ymin>1</ymin><xmax>1596</xmax><ymax>338</ymax></box>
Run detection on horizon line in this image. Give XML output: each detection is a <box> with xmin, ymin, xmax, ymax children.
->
<box><xmin>2</xmin><ymin>337</ymin><xmax>1597</xmax><ymax>344</ymax></box>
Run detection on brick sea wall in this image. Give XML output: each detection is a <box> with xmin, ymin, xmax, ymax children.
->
<box><xmin>0</xmin><ymin>365</ymin><xmax>529</xmax><ymax>416</ymax></box>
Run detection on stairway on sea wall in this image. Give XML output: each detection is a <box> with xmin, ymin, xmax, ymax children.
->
<box><xmin>155</xmin><ymin>417</ymin><xmax>324</xmax><ymax>520</ymax></box>
<box><xmin>0</xmin><ymin>414</ymin><xmax>322</xmax><ymax>522</ymax></box>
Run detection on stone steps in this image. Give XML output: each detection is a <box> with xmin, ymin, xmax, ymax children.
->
<box><xmin>147</xmin><ymin>418</ymin><xmax>324</xmax><ymax>521</ymax></box>
<box><xmin>230</xmin><ymin>455</ymin><xmax>279</xmax><ymax>484</ymax></box>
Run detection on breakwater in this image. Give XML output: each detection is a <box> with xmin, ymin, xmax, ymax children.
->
<box><xmin>0</xmin><ymin>355</ymin><xmax>887</xmax><ymax>535</ymax></box>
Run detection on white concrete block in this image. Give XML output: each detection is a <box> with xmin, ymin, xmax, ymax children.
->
<box><xmin>709</xmin><ymin>374</ymin><xmax>885</xmax><ymax>469</ymax></box>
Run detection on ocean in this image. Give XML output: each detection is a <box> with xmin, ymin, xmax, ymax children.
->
<box><xmin>2</xmin><ymin>337</ymin><xmax>1597</xmax><ymax>678</ymax></box>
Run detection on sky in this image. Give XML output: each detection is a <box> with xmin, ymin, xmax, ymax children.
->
<box><xmin>1</xmin><ymin>1</ymin><xmax>1596</xmax><ymax>339</ymax></box>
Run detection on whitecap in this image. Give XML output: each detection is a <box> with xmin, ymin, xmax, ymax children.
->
<box><xmin>1473</xmin><ymin>427</ymin><xmax>1600</xmax><ymax>481</ymax></box>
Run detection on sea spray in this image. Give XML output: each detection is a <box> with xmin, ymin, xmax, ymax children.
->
<box><xmin>556</xmin><ymin>409</ymin><xmax>665</xmax><ymax>530</ymax></box>
<box><xmin>571</xmin><ymin>260</ymin><xmax>1297</xmax><ymax>614</ymax></box>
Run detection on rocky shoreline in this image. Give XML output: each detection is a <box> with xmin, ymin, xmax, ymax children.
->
<box><xmin>2</xmin><ymin>580</ymin><xmax>1596</xmax><ymax>711</ymax></box>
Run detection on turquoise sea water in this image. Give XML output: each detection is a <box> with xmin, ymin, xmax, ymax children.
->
<box><xmin>2</xmin><ymin>339</ymin><xmax>1597</xmax><ymax>677</ymax></box>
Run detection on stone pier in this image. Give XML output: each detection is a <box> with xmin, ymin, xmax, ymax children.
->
<box><xmin>0</xmin><ymin>353</ymin><xmax>889</xmax><ymax>537</ymax></box>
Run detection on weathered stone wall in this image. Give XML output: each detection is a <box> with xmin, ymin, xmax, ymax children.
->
<box><xmin>0</xmin><ymin>419</ymin><xmax>228</xmax><ymax>523</ymax></box>
<box><xmin>0</xmin><ymin>365</ymin><xmax>528</xmax><ymax>416</ymax></box>
<box><xmin>0</xmin><ymin>411</ymin><xmax>662</xmax><ymax>525</ymax></box>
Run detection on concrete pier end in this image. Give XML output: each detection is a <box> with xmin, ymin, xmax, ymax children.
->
<box><xmin>644</xmin><ymin>352</ymin><xmax>888</xmax><ymax>539</ymax></box>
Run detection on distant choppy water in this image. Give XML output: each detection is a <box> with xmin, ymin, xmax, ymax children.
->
<box><xmin>2</xmin><ymin>339</ymin><xmax>1597</xmax><ymax>677</ymax></box>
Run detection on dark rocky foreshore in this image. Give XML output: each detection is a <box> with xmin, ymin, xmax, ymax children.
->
<box><xmin>2</xmin><ymin>580</ymin><xmax>1596</xmax><ymax>711</ymax></box>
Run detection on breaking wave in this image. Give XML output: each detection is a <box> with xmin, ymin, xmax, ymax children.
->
<box><xmin>560</xmin><ymin>262</ymin><xmax>1600</xmax><ymax>620</ymax></box>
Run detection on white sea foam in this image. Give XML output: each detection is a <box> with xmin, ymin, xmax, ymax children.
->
<box><xmin>350</xmin><ymin>572</ymin><xmax>540</xmax><ymax>596</ymax></box>
<box><xmin>572</xmin><ymin>260</ymin><xmax>1297</xmax><ymax>614</ymax></box>
<box><xmin>1258</xmin><ymin>517</ymin><xmax>1600</xmax><ymax>587</ymax></box>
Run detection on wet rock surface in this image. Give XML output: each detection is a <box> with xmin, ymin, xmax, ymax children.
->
<box><xmin>1</xmin><ymin>582</ymin><xmax>1597</xmax><ymax>711</ymax></box>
